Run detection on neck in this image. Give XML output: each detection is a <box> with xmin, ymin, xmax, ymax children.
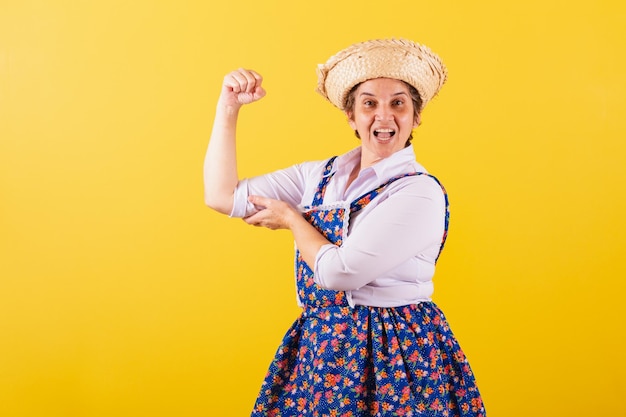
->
<box><xmin>346</xmin><ymin>161</ymin><xmax>361</xmax><ymax>190</ymax></box>
<box><xmin>360</xmin><ymin>151</ymin><xmax>384</xmax><ymax>170</ymax></box>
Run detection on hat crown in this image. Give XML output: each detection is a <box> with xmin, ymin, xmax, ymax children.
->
<box><xmin>316</xmin><ymin>38</ymin><xmax>447</xmax><ymax>111</ymax></box>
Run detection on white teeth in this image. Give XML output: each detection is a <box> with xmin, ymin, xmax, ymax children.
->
<box><xmin>375</xmin><ymin>129</ymin><xmax>394</xmax><ymax>133</ymax></box>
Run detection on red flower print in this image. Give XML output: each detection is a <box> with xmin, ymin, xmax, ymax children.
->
<box><xmin>324</xmin><ymin>373</ymin><xmax>341</xmax><ymax>388</ymax></box>
<box><xmin>471</xmin><ymin>397</ymin><xmax>483</xmax><ymax>409</ymax></box>
<box><xmin>379</xmin><ymin>383</ymin><xmax>391</xmax><ymax>395</ymax></box>
<box><xmin>430</xmin><ymin>398</ymin><xmax>442</xmax><ymax>411</ymax></box>
<box><xmin>334</xmin><ymin>292</ymin><xmax>345</xmax><ymax>304</ymax></box>
<box><xmin>333</xmin><ymin>322</ymin><xmax>348</xmax><ymax>335</ymax></box>
<box><xmin>297</xmin><ymin>397</ymin><xmax>307</xmax><ymax>412</ymax></box>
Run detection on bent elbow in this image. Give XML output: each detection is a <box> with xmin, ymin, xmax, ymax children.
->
<box><xmin>324</xmin><ymin>279</ymin><xmax>356</xmax><ymax>292</ymax></box>
<box><xmin>316</xmin><ymin>268</ymin><xmax>363</xmax><ymax>292</ymax></box>
<box><xmin>315</xmin><ymin>250</ymin><xmax>370</xmax><ymax>291</ymax></box>
<box><xmin>204</xmin><ymin>192</ymin><xmax>233</xmax><ymax>215</ymax></box>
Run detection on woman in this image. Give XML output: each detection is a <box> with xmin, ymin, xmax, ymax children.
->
<box><xmin>204</xmin><ymin>38</ymin><xmax>486</xmax><ymax>417</ymax></box>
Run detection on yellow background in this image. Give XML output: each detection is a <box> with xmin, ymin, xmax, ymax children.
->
<box><xmin>1</xmin><ymin>0</ymin><xmax>625</xmax><ymax>416</ymax></box>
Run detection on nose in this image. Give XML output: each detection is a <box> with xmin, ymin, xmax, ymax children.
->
<box><xmin>375</xmin><ymin>105</ymin><xmax>394</xmax><ymax>121</ymax></box>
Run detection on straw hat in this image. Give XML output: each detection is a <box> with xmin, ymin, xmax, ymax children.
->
<box><xmin>316</xmin><ymin>38</ymin><xmax>447</xmax><ymax>112</ymax></box>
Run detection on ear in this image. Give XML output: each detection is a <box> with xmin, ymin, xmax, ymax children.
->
<box><xmin>346</xmin><ymin>111</ymin><xmax>357</xmax><ymax>130</ymax></box>
<box><xmin>413</xmin><ymin>113</ymin><xmax>421</xmax><ymax>128</ymax></box>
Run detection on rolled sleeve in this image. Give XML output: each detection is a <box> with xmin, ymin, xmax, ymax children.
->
<box><xmin>230</xmin><ymin>178</ymin><xmax>253</xmax><ymax>218</ymax></box>
<box><xmin>229</xmin><ymin>163</ymin><xmax>318</xmax><ymax>218</ymax></box>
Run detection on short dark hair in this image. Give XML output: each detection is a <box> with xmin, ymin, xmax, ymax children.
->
<box><xmin>344</xmin><ymin>81</ymin><xmax>423</xmax><ymax>145</ymax></box>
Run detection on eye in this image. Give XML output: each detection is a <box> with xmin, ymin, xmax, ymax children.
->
<box><xmin>363</xmin><ymin>99</ymin><xmax>375</xmax><ymax>106</ymax></box>
<box><xmin>393</xmin><ymin>99</ymin><xmax>404</xmax><ymax>106</ymax></box>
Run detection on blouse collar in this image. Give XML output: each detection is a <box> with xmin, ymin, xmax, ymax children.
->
<box><xmin>332</xmin><ymin>145</ymin><xmax>427</xmax><ymax>182</ymax></box>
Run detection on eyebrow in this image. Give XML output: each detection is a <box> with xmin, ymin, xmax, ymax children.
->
<box><xmin>358</xmin><ymin>91</ymin><xmax>409</xmax><ymax>97</ymax></box>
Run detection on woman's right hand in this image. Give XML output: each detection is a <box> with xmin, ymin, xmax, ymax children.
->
<box><xmin>219</xmin><ymin>68</ymin><xmax>266</xmax><ymax>108</ymax></box>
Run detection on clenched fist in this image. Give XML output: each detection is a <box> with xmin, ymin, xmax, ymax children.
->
<box><xmin>219</xmin><ymin>68</ymin><xmax>266</xmax><ymax>109</ymax></box>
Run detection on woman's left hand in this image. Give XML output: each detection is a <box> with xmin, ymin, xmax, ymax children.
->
<box><xmin>243</xmin><ymin>195</ymin><xmax>300</xmax><ymax>230</ymax></box>
<box><xmin>245</xmin><ymin>195</ymin><xmax>330</xmax><ymax>268</ymax></box>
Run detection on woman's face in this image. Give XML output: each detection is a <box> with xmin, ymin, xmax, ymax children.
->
<box><xmin>346</xmin><ymin>78</ymin><xmax>420</xmax><ymax>166</ymax></box>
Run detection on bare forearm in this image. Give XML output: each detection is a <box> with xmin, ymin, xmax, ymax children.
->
<box><xmin>288</xmin><ymin>212</ymin><xmax>331</xmax><ymax>270</ymax></box>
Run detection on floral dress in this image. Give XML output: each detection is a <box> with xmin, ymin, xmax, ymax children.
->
<box><xmin>251</xmin><ymin>157</ymin><xmax>486</xmax><ymax>416</ymax></box>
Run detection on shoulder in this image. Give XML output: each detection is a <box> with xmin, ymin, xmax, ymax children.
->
<box><xmin>386</xmin><ymin>172</ymin><xmax>447</xmax><ymax>204</ymax></box>
<box><xmin>393</xmin><ymin>171</ymin><xmax>445</xmax><ymax>191</ymax></box>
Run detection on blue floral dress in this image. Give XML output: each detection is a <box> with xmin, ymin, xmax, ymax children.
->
<box><xmin>251</xmin><ymin>157</ymin><xmax>486</xmax><ymax>416</ymax></box>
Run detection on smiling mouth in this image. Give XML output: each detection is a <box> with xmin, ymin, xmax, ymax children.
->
<box><xmin>374</xmin><ymin>128</ymin><xmax>396</xmax><ymax>140</ymax></box>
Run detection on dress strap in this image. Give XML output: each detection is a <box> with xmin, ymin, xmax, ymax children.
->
<box><xmin>310</xmin><ymin>156</ymin><xmax>338</xmax><ymax>207</ymax></box>
<box><xmin>349</xmin><ymin>172</ymin><xmax>450</xmax><ymax>263</ymax></box>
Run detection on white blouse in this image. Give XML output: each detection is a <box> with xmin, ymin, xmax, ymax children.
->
<box><xmin>230</xmin><ymin>145</ymin><xmax>447</xmax><ymax>308</ymax></box>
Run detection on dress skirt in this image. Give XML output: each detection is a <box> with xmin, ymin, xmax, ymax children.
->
<box><xmin>251</xmin><ymin>302</ymin><xmax>485</xmax><ymax>417</ymax></box>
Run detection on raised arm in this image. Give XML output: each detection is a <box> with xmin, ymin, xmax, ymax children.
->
<box><xmin>203</xmin><ymin>69</ymin><xmax>266</xmax><ymax>214</ymax></box>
